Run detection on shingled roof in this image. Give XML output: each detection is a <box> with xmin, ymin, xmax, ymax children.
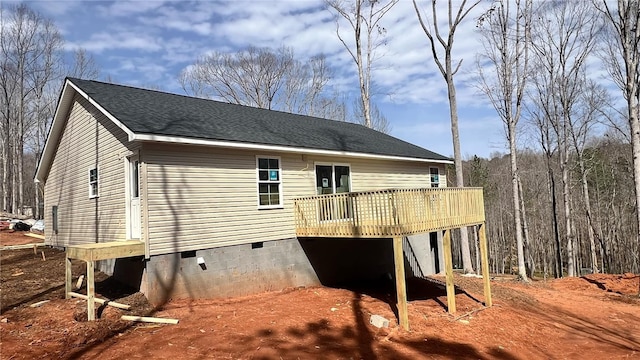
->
<box><xmin>66</xmin><ymin>78</ymin><xmax>450</xmax><ymax>162</ymax></box>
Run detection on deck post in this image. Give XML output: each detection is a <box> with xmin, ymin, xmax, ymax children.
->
<box><xmin>86</xmin><ymin>260</ymin><xmax>95</xmax><ymax>321</ymax></box>
<box><xmin>65</xmin><ymin>256</ymin><xmax>72</xmax><ymax>299</ymax></box>
<box><xmin>478</xmin><ymin>223</ymin><xmax>492</xmax><ymax>307</ymax></box>
<box><xmin>392</xmin><ymin>236</ymin><xmax>409</xmax><ymax>330</ymax></box>
<box><xmin>442</xmin><ymin>229</ymin><xmax>456</xmax><ymax>314</ymax></box>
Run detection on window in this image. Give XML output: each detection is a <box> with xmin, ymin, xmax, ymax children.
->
<box><xmin>89</xmin><ymin>168</ymin><xmax>99</xmax><ymax>198</ymax></box>
<box><xmin>315</xmin><ymin>164</ymin><xmax>351</xmax><ymax>195</ymax></box>
<box><xmin>257</xmin><ymin>157</ymin><xmax>282</xmax><ymax>208</ymax></box>
<box><xmin>430</xmin><ymin>167</ymin><xmax>440</xmax><ymax>188</ymax></box>
<box><xmin>52</xmin><ymin>205</ymin><xmax>58</xmax><ymax>234</ymax></box>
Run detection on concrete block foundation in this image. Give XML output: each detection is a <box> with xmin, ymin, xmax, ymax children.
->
<box><xmin>98</xmin><ymin>234</ymin><xmax>442</xmax><ymax>305</ymax></box>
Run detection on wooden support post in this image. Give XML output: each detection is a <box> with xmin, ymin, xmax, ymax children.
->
<box><xmin>392</xmin><ymin>236</ymin><xmax>409</xmax><ymax>330</ymax></box>
<box><xmin>87</xmin><ymin>260</ymin><xmax>95</xmax><ymax>321</ymax></box>
<box><xmin>442</xmin><ymin>229</ymin><xmax>456</xmax><ymax>314</ymax></box>
<box><xmin>478</xmin><ymin>223</ymin><xmax>492</xmax><ymax>307</ymax></box>
<box><xmin>65</xmin><ymin>256</ymin><xmax>72</xmax><ymax>299</ymax></box>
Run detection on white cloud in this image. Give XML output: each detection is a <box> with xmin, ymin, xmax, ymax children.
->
<box><xmin>97</xmin><ymin>0</ymin><xmax>168</xmax><ymax>16</ymax></box>
<box><xmin>66</xmin><ymin>30</ymin><xmax>163</xmax><ymax>53</ymax></box>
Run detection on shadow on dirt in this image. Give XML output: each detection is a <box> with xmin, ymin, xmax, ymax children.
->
<box><xmin>582</xmin><ymin>276</ymin><xmax>623</xmax><ymax>294</ymax></box>
<box><xmin>508</xmin><ymin>285</ymin><xmax>640</xmax><ymax>353</ymax></box>
<box><xmin>237</xmin><ymin>290</ymin><xmax>516</xmax><ymax>360</ymax></box>
<box><xmin>333</xmin><ymin>276</ymin><xmax>484</xmax><ymax>320</ymax></box>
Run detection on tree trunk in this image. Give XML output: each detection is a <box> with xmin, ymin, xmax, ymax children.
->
<box><xmin>446</xmin><ymin>76</ymin><xmax>473</xmax><ymax>273</ymax></box>
<box><xmin>547</xmin><ymin>155</ymin><xmax>563</xmax><ymax>278</ymax></box>
<box><xmin>11</xmin><ymin>132</ymin><xmax>17</xmax><ymax>214</ymax></box>
<box><xmin>510</xmin><ymin>126</ymin><xmax>527</xmax><ymax>280</ymax></box>
<box><xmin>560</xmin><ymin>139</ymin><xmax>576</xmax><ymax>277</ymax></box>
<box><xmin>578</xmin><ymin>154</ymin><xmax>599</xmax><ymax>273</ymax></box>
<box><xmin>518</xmin><ymin>176</ymin><xmax>533</xmax><ymax>277</ymax></box>
<box><xmin>18</xmin><ymin>78</ymin><xmax>24</xmax><ymax>216</ymax></box>
<box><xmin>629</xmin><ymin>97</ymin><xmax>640</xmax><ymax>273</ymax></box>
<box><xmin>2</xmin><ymin>129</ymin><xmax>8</xmax><ymax>212</ymax></box>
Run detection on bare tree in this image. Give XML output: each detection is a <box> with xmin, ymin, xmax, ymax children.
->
<box><xmin>528</xmin><ymin>95</ymin><xmax>564</xmax><ymax>277</ymax></box>
<box><xmin>413</xmin><ymin>0</ymin><xmax>481</xmax><ymax>273</ymax></box>
<box><xmin>568</xmin><ymin>79</ymin><xmax>610</xmax><ymax>274</ymax></box>
<box><xmin>529</xmin><ymin>0</ymin><xmax>601</xmax><ymax>277</ymax></box>
<box><xmin>179</xmin><ymin>46</ymin><xmax>340</xmax><ymax>118</ymax></box>
<box><xmin>596</xmin><ymin>0</ymin><xmax>640</xmax><ymax>274</ymax></box>
<box><xmin>477</xmin><ymin>0</ymin><xmax>533</xmax><ymax>281</ymax></box>
<box><xmin>326</xmin><ymin>0</ymin><xmax>397</xmax><ymax>129</ymax></box>
<box><xmin>68</xmin><ymin>48</ymin><xmax>100</xmax><ymax>80</ymax></box>
<box><xmin>0</xmin><ymin>3</ymin><xmax>62</xmax><ymax>215</ymax></box>
<box><xmin>352</xmin><ymin>98</ymin><xmax>390</xmax><ymax>133</ymax></box>
<box><xmin>179</xmin><ymin>46</ymin><xmax>293</xmax><ymax>110</ymax></box>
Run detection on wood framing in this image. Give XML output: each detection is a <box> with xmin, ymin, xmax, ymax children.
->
<box><xmin>65</xmin><ymin>241</ymin><xmax>144</xmax><ymax>321</ymax></box>
<box><xmin>294</xmin><ymin>188</ymin><xmax>492</xmax><ymax>328</ymax></box>
<box><xmin>66</xmin><ymin>241</ymin><xmax>144</xmax><ymax>261</ymax></box>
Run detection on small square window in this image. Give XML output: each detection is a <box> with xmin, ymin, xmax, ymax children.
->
<box><xmin>89</xmin><ymin>168</ymin><xmax>99</xmax><ymax>198</ymax></box>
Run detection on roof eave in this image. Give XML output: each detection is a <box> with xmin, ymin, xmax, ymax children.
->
<box><xmin>34</xmin><ymin>79</ymin><xmax>137</xmax><ymax>183</ymax></box>
<box><xmin>132</xmin><ymin>133</ymin><xmax>454</xmax><ymax>164</ymax></box>
<box><xmin>34</xmin><ymin>79</ymin><xmax>74</xmax><ymax>183</ymax></box>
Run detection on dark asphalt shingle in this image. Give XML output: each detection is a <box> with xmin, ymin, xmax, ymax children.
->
<box><xmin>68</xmin><ymin>78</ymin><xmax>450</xmax><ymax>161</ymax></box>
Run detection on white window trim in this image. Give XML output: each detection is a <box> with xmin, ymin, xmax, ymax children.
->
<box><xmin>88</xmin><ymin>166</ymin><xmax>99</xmax><ymax>199</ymax></box>
<box><xmin>314</xmin><ymin>162</ymin><xmax>352</xmax><ymax>195</ymax></box>
<box><xmin>256</xmin><ymin>155</ymin><xmax>284</xmax><ymax>209</ymax></box>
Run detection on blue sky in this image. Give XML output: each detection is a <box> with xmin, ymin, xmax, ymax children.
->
<box><xmin>26</xmin><ymin>0</ymin><xmax>509</xmax><ymax>159</ymax></box>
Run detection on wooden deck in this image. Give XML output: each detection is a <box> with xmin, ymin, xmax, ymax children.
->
<box><xmin>294</xmin><ymin>188</ymin><xmax>485</xmax><ymax>238</ymax></box>
<box><xmin>65</xmin><ymin>241</ymin><xmax>145</xmax><ymax>321</ymax></box>
<box><xmin>293</xmin><ymin>187</ymin><xmax>491</xmax><ymax>330</ymax></box>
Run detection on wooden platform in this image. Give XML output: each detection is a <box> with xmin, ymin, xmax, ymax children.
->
<box><xmin>65</xmin><ymin>240</ymin><xmax>144</xmax><ymax>321</ymax></box>
<box><xmin>66</xmin><ymin>240</ymin><xmax>145</xmax><ymax>261</ymax></box>
<box><xmin>293</xmin><ymin>187</ymin><xmax>492</xmax><ymax>331</ymax></box>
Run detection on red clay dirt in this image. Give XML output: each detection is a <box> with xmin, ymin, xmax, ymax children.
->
<box><xmin>1</xmin><ymin>230</ymin><xmax>639</xmax><ymax>359</ymax></box>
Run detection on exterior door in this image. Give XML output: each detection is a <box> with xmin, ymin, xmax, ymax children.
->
<box><xmin>128</xmin><ymin>156</ymin><xmax>141</xmax><ymax>239</ymax></box>
<box><xmin>315</xmin><ymin>164</ymin><xmax>351</xmax><ymax>220</ymax></box>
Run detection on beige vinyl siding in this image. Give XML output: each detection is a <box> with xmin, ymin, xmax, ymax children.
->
<box><xmin>43</xmin><ymin>94</ymin><xmax>138</xmax><ymax>247</ymax></box>
<box><xmin>144</xmin><ymin>144</ymin><xmax>445</xmax><ymax>255</ymax></box>
<box><xmin>145</xmin><ymin>144</ymin><xmax>302</xmax><ymax>255</ymax></box>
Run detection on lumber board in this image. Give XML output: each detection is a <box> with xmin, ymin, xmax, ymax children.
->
<box><xmin>65</xmin><ymin>257</ymin><xmax>72</xmax><ymax>299</ymax></box>
<box><xmin>442</xmin><ymin>229</ymin><xmax>456</xmax><ymax>314</ymax></box>
<box><xmin>478</xmin><ymin>223</ymin><xmax>493</xmax><ymax>307</ymax></box>
<box><xmin>25</xmin><ymin>232</ymin><xmax>45</xmax><ymax>240</ymax></box>
<box><xmin>76</xmin><ymin>275</ymin><xmax>85</xmax><ymax>289</ymax></box>
<box><xmin>0</xmin><ymin>243</ymin><xmax>45</xmax><ymax>251</ymax></box>
<box><xmin>121</xmin><ymin>315</ymin><xmax>179</xmax><ymax>324</ymax></box>
<box><xmin>87</xmin><ymin>260</ymin><xmax>95</xmax><ymax>321</ymax></box>
<box><xmin>66</xmin><ymin>240</ymin><xmax>144</xmax><ymax>261</ymax></box>
<box><xmin>29</xmin><ymin>300</ymin><xmax>50</xmax><ymax>308</ymax></box>
<box><xmin>392</xmin><ymin>236</ymin><xmax>409</xmax><ymax>331</ymax></box>
<box><xmin>67</xmin><ymin>292</ymin><xmax>131</xmax><ymax>310</ymax></box>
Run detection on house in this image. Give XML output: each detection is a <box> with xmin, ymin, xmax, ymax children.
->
<box><xmin>35</xmin><ymin>78</ymin><xmax>476</xmax><ymax>311</ymax></box>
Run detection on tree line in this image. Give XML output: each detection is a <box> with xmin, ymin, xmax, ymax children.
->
<box><xmin>448</xmin><ymin>0</ymin><xmax>639</xmax><ymax>278</ymax></box>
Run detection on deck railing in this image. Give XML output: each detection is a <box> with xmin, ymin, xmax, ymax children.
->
<box><xmin>294</xmin><ymin>187</ymin><xmax>485</xmax><ymax>238</ymax></box>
